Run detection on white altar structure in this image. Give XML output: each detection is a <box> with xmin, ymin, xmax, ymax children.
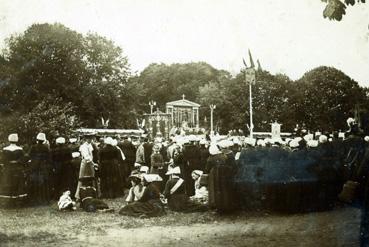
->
<box><xmin>165</xmin><ymin>95</ymin><xmax>200</xmax><ymax>129</ymax></box>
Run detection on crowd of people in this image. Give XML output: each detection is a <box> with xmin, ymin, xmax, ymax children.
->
<box><xmin>0</xmin><ymin>131</ymin><xmax>227</xmax><ymax>214</ymax></box>
<box><xmin>1</xmin><ymin>118</ymin><xmax>369</xmax><ymax>227</ymax></box>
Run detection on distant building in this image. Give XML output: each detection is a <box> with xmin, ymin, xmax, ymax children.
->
<box><xmin>166</xmin><ymin>95</ymin><xmax>200</xmax><ymax>129</ymax></box>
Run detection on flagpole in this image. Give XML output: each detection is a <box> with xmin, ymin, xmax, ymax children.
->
<box><xmin>244</xmin><ymin>49</ymin><xmax>256</xmax><ymax>139</ymax></box>
<box><xmin>249</xmin><ymin>81</ymin><xmax>253</xmax><ymax>139</ymax></box>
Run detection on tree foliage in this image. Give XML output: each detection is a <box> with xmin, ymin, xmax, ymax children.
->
<box><xmin>0</xmin><ymin>23</ymin><xmax>134</xmax><ymax>141</ymax></box>
<box><xmin>197</xmin><ymin>66</ymin><xmax>368</xmax><ymax>134</ymax></box>
<box><xmin>1</xmin><ymin>23</ymin><xmax>368</xmax><ymax>142</ymax></box>
<box><xmin>134</xmin><ymin>62</ymin><xmax>231</xmax><ymax>111</ymax></box>
<box><xmin>322</xmin><ymin>0</ymin><xmax>366</xmax><ymax>21</ymax></box>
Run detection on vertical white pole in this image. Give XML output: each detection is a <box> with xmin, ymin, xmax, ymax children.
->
<box><xmin>249</xmin><ymin>82</ymin><xmax>253</xmax><ymax>139</ymax></box>
<box><xmin>210</xmin><ymin>107</ymin><xmax>214</xmax><ymax>135</ymax></box>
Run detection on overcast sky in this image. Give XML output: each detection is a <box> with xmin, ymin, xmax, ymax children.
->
<box><xmin>0</xmin><ymin>0</ymin><xmax>368</xmax><ymax>85</ymax></box>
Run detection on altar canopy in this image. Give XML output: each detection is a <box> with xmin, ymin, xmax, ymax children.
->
<box><xmin>143</xmin><ymin>109</ymin><xmax>171</xmax><ymax>138</ymax></box>
<box><xmin>165</xmin><ymin>95</ymin><xmax>200</xmax><ymax>129</ymax></box>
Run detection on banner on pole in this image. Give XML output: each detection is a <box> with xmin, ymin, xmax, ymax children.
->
<box><xmin>245</xmin><ymin>68</ymin><xmax>256</xmax><ymax>85</ymax></box>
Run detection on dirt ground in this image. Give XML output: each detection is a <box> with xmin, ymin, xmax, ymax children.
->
<box><xmin>0</xmin><ymin>199</ymin><xmax>362</xmax><ymax>247</ymax></box>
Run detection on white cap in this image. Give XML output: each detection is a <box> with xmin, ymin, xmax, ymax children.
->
<box><xmin>166</xmin><ymin>166</ymin><xmax>181</xmax><ymax>175</ymax></box>
<box><xmin>307</xmin><ymin>140</ymin><xmax>319</xmax><ymax>148</ymax></box>
<box><xmin>72</xmin><ymin>152</ymin><xmax>81</xmax><ymax>158</ymax></box>
<box><xmin>111</xmin><ymin>139</ymin><xmax>118</xmax><ymax>146</ymax></box>
<box><xmin>69</xmin><ymin>138</ymin><xmax>77</xmax><ymax>143</ymax></box>
<box><xmin>188</xmin><ymin>135</ymin><xmax>198</xmax><ymax>142</ymax></box>
<box><xmin>289</xmin><ymin>140</ymin><xmax>299</xmax><ymax>148</ymax></box>
<box><xmin>232</xmin><ymin>138</ymin><xmax>241</xmax><ymax>146</ymax></box>
<box><xmin>105</xmin><ymin>137</ymin><xmax>113</xmax><ymax>145</ymax></box>
<box><xmin>36</xmin><ymin>133</ymin><xmax>46</xmax><ymax>141</ymax></box>
<box><xmin>256</xmin><ymin>139</ymin><xmax>266</xmax><ymax>147</ymax></box>
<box><xmin>140</xmin><ymin>166</ymin><xmax>149</xmax><ymax>173</ymax></box>
<box><xmin>364</xmin><ymin>136</ymin><xmax>369</xmax><ymax>142</ymax></box>
<box><xmin>303</xmin><ymin>134</ymin><xmax>314</xmax><ymax>142</ymax></box>
<box><xmin>209</xmin><ymin>143</ymin><xmax>221</xmax><ymax>155</ymax></box>
<box><xmin>347</xmin><ymin>117</ymin><xmax>355</xmax><ymax>126</ymax></box>
<box><xmin>244</xmin><ymin>137</ymin><xmax>256</xmax><ymax>146</ymax></box>
<box><xmin>218</xmin><ymin>139</ymin><xmax>233</xmax><ymax>149</ymax></box>
<box><xmin>295</xmin><ymin>137</ymin><xmax>303</xmax><ymax>142</ymax></box>
<box><xmin>191</xmin><ymin>170</ymin><xmax>203</xmax><ymax>177</ymax></box>
<box><xmin>319</xmin><ymin>135</ymin><xmax>328</xmax><ymax>143</ymax></box>
<box><xmin>56</xmin><ymin>137</ymin><xmax>65</xmax><ymax>144</ymax></box>
<box><xmin>143</xmin><ymin>174</ymin><xmax>163</xmax><ymax>183</ymax></box>
<box><xmin>8</xmin><ymin>133</ymin><xmax>19</xmax><ymax>143</ymax></box>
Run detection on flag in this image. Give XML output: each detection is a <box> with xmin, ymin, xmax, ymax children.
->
<box><xmin>242</xmin><ymin>58</ymin><xmax>248</xmax><ymax>68</ymax></box>
<box><xmin>248</xmin><ymin>49</ymin><xmax>255</xmax><ymax>68</ymax></box>
<box><xmin>257</xmin><ymin>59</ymin><xmax>262</xmax><ymax>71</ymax></box>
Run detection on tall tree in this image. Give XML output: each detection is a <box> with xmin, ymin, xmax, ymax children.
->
<box><xmin>295</xmin><ymin>66</ymin><xmax>367</xmax><ymax>131</ymax></box>
<box><xmin>0</xmin><ymin>23</ymin><xmax>133</xmax><ymax>142</ymax></box>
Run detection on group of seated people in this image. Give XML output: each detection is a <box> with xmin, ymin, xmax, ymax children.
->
<box><xmin>58</xmin><ymin>163</ymin><xmax>209</xmax><ymax>217</ymax></box>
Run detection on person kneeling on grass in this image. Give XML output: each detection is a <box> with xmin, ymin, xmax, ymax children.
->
<box><xmin>119</xmin><ymin>174</ymin><xmax>164</xmax><ymax>218</ymax></box>
<box><xmin>125</xmin><ymin>171</ymin><xmax>145</xmax><ymax>203</ymax></box>
<box><xmin>189</xmin><ymin>170</ymin><xmax>208</xmax><ymax>205</ymax></box>
<box><xmin>163</xmin><ymin>167</ymin><xmax>209</xmax><ymax>212</ymax></box>
<box><xmin>79</xmin><ymin>177</ymin><xmax>112</xmax><ymax>213</ymax></box>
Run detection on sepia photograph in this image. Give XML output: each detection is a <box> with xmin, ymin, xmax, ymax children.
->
<box><xmin>0</xmin><ymin>0</ymin><xmax>369</xmax><ymax>246</ymax></box>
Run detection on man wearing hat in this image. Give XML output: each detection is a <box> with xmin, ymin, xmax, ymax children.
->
<box><xmin>28</xmin><ymin>132</ymin><xmax>52</xmax><ymax>205</ymax></box>
<box><xmin>0</xmin><ymin>134</ymin><xmax>28</xmax><ymax>207</ymax></box>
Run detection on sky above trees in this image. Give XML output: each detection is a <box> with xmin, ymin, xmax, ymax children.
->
<box><xmin>0</xmin><ymin>0</ymin><xmax>368</xmax><ymax>85</ymax></box>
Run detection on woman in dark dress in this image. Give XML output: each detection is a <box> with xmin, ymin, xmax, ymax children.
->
<box><xmin>98</xmin><ymin>137</ymin><xmax>124</xmax><ymax>198</ymax></box>
<box><xmin>206</xmin><ymin>143</ymin><xmax>236</xmax><ymax>212</ymax></box>
<box><xmin>119</xmin><ymin>174</ymin><xmax>164</xmax><ymax>217</ymax></box>
<box><xmin>28</xmin><ymin>132</ymin><xmax>52</xmax><ymax>205</ymax></box>
<box><xmin>163</xmin><ymin>166</ymin><xmax>188</xmax><ymax>211</ymax></box>
<box><xmin>0</xmin><ymin>133</ymin><xmax>28</xmax><ymax>208</ymax></box>
<box><xmin>51</xmin><ymin>137</ymin><xmax>73</xmax><ymax>198</ymax></box>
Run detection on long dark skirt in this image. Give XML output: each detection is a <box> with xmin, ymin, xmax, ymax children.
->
<box><xmin>28</xmin><ymin>164</ymin><xmax>51</xmax><ymax>205</ymax></box>
<box><xmin>59</xmin><ymin>161</ymin><xmax>76</xmax><ymax>195</ymax></box>
<box><xmin>208</xmin><ymin>165</ymin><xmax>235</xmax><ymax>212</ymax></box>
<box><xmin>100</xmin><ymin>160</ymin><xmax>123</xmax><ymax>198</ymax></box>
<box><xmin>119</xmin><ymin>199</ymin><xmax>164</xmax><ymax>217</ymax></box>
<box><xmin>168</xmin><ymin>194</ymin><xmax>208</xmax><ymax>212</ymax></box>
<box><xmin>0</xmin><ymin>163</ymin><xmax>28</xmax><ymax>208</ymax></box>
<box><xmin>75</xmin><ymin>160</ymin><xmax>97</xmax><ymax>200</ymax></box>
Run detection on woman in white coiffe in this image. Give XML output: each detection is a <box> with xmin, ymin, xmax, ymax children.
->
<box><xmin>190</xmin><ymin>170</ymin><xmax>208</xmax><ymax>204</ymax></box>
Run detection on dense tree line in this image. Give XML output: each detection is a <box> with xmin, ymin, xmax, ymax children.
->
<box><xmin>0</xmin><ymin>23</ymin><xmax>137</xmax><ymax>143</ymax></box>
<box><xmin>0</xmin><ymin>23</ymin><xmax>368</xmax><ymax>144</ymax></box>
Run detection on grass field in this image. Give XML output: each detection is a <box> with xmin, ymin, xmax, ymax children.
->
<box><xmin>0</xmin><ymin>198</ymin><xmax>362</xmax><ymax>247</ymax></box>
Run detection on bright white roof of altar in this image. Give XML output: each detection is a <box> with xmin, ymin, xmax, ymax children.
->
<box><xmin>166</xmin><ymin>99</ymin><xmax>200</xmax><ymax>108</ymax></box>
